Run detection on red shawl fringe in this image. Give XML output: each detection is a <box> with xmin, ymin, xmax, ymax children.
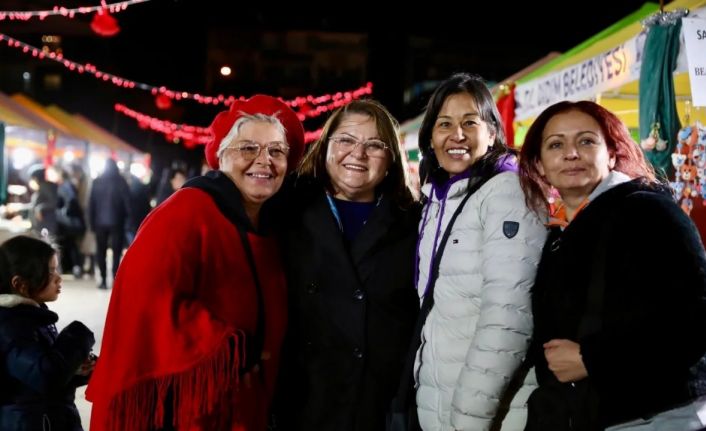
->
<box><xmin>104</xmin><ymin>330</ymin><xmax>246</xmax><ymax>431</ymax></box>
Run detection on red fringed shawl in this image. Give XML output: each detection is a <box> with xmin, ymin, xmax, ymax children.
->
<box><xmin>86</xmin><ymin>187</ymin><xmax>287</xmax><ymax>431</ymax></box>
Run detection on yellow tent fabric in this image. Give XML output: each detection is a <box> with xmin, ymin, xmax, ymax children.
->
<box><xmin>514</xmin><ymin>0</ymin><xmax>706</xmax><ymax>133</ymax></box>
<box><xmin>0</xmin><ymin>101</ymin><xmax>41</xmax><ymax>130</ymax></box>
<box><xmin>44</xmin><ymin>105</ymin><xmax>124</xmax><ymax>155</ymax></box>
<box><xmin>71</xmin><ymin>114</ymin><xmax>139</xmax><ymax>155</ymax></box>
<box><xmin>10</xmin><ymin>94</ymin><xmax>79</xmax><ymax>138</ymax></box>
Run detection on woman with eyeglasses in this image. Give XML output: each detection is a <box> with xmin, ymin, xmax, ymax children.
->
<box><xmin>86</xmin><ymin>95</ymin><xmax>305</xmax><ymax>431</ymax></box>
<box><xmin>273</xmin><ymin>99</ymin><xmax>421</xmax><ymax>431</ymax></box>
<box><xmin>412</xmin><ymin>73</ymin><xmax>547</xmax><ymax>431</ymax></box>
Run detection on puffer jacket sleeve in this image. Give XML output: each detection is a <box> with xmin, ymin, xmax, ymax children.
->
<box><xmin>3</xmin><ymin>319</ymin><xmax>94</xmax><ymax>394</ymax></box>
<box><xmin>450</xmin><ymin>173</ymin><xmax>547</xmax><ymax>431</ymax></box>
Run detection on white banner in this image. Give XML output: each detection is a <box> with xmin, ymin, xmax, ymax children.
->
<box><xmin>514</xmin><ymin>34</ymin><xmax>645</xmax><ymax>120</ymax></box>
<box><xmin>682</xmin><ymin>18</ymin><xmax>706</xmax><ymax>107</ymax></box>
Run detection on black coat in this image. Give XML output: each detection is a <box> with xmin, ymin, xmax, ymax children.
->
<box><xmin>526</xmin><ymin>179</ymin><xmax>706</xmax><ymax>430</ymax></box>
<box><xmin>89</xmin><ymin>168</ymin><xmax>130</xmax><ymax>230</ymax></box>
<box><xmin>0</xmin><ymin>300</ymin><xmax>95</xmax><ymax>431</ymax></box>
<box><xmin>275</xmin><ymin>177</ymin><xmax>420</xmax><ymax>431</ymax></box>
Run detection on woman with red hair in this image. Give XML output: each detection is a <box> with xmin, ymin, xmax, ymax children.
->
<box><xmin>519</xmin><ymin>100</ymin><xmax>706</xmax><ymax>430</ymax></box>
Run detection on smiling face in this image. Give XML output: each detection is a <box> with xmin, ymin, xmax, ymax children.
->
<box><xmin>218</xmin><ymin>120</ymin><xmax>288</xmax><ymax>215</ymax></box>
<box><xmin>325</xmin><ymin>113</ymin><xmax>391</xmax><ymax>202</ymax></box>
<box><xmin>538</xmin><ymin>109</ymin><xmax>616</xmax><ymax>200</ymax></box>
<box><xmin>32</xmin><ymin>254</ymin><xmax>61</xmax><ymax>303</ymax></box>
<box><xmin>431</xmin><ymin>92</ymin><xmax>496</xmax><ymax>176</ymax></box>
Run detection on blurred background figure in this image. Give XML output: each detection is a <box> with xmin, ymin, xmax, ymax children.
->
<box><xmin>155</xmin><ymin>165</ymin><xmax>187</xmax><ymax>206</ymax></box>
<box><xmin>125</xmin><ymin>173</ymin><xmax>151</xmax><ymax>246</ymax></box>
<box><xmin>88</xmin><ymin>159</ymin><xmax>130</xmax><ymax>289</ymax></box>
<box><xmin>56</xmin><ymin>169</ymin><xmax>85</xmax><ymax>278</ymax></box>
<box><xmin>27</xmin><ymin>165</ymin><xmax>58</xmax><ymax>240</ymax></box>
<box><xmin>70</xmin><ymin>164</ymin><xmax>96</xmax><ymax>279</ymax></box>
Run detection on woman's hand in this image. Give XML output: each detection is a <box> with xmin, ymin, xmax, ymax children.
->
<box><xmin>543</xmin><ymin>339</ymin><xmax>588</xmax><ymax>383</ymax></box>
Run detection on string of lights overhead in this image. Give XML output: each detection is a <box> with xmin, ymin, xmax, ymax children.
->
<box><xmin>0</xmin><ymin>32</ymin><xmax>373</xmax><ymax>118</ymax></box>
<box><xmin>0</xmin><ymin>0</ymin><xmax>151</xmax><ymax>21</ymax></box>
<box><xmin>115</xmin><ymin>103</ymin><xmax>323</xmax><ymax>148</ymax></box>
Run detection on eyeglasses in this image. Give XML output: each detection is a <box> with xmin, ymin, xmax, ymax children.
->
<box><xmin>329</xmin><ymin>135</ymin><xmax>393</xmax><ymax>160</ymax></box>
<box><xmin>226</xmin><ymin>140</ymin><xmax>290</xmax><ymax>161</ymax></box>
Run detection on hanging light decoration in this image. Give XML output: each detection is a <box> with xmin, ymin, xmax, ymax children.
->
<box><xmin>0</xmin><ymin>32</ymin><xmax>373</xmax><ymax>116</ymax></box>
<box><xmin>0</xmin><ymin>0</ymin><xmax>150</xmax><ymax>21</ymax></box>
<box><xmin>155</xmin><ymin>94</ymin><xmax>172</xmax><ymax>110</ymax></box>
<box><xmin>115</xmin><ymin>103</ymin><xmax>325</xmax><ymax>146</ymax></box>
<box><xmin>90</xmin><ymin>2</ymin><xmax>120</xmax><ymax>37</ymax></box>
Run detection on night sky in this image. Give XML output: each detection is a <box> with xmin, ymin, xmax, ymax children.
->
<box><xmin>0</xmin><ymin>0</ymin><xmax>653</xmax><ymax>171</ymax></box>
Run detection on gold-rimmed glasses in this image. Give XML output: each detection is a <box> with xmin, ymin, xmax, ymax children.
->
<box><xmin>328</xmin><ymin>135</ymin><xmax>393</xmax><ymax>160</ymax></box>
<box><xmin>226</xmin><ymin>140</ymin><xmax>290</xmax><ymax>161</ymax></box>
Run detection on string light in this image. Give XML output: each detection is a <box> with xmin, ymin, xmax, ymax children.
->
<box><xmin>0</xmin><ymin>32</ymin><xmax>373</xmax><ymax>117</ymax></box>
<box><xmin>115</xmin><ymin>103</ymin><xmax>324</xmax><ymax>147</ymax></box>
<box><xmin>0</xmin><ymin>0</ymin><xmax>150</xmax><ymax>21</ymax></box>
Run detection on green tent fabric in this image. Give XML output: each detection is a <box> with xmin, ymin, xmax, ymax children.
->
<box><xmin>639</xmin><ymin>19</ymin><xmax>682</xmax><ymax>177</ymax></box>
<box><xmin>0</xmin><ymin>123</ymin><xmax>5</xmax><ymax>204</ymax></box>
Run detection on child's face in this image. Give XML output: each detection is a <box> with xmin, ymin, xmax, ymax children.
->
<box><xmin>32</xmin><ymin>255</ymin><xmax>62</xmax><ymax>303</ymax></box>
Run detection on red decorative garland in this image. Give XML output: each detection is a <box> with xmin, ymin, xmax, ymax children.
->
<box><xmin>0</xmin><ymin>32</ymin><xmax>372</xmax><ymax>117</ymax></box>
<box><xmin>0</xmin><ymin>0</ymin><xmax>149</xmax><ymax>21</ymax></box>
<box><xmin>115</xmin><ymin>103</ymin><xmax>324</xmax><ymax>148</ymax></box>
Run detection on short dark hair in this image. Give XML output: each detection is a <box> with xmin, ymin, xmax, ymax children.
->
<box><xmin>297</xmin><ymin>99</ymin><xmax>417</xmax><ymax>208</ymax></box>
<box><xmin>0</xmin><ymin>235</ymin><xmax>57</xmax><ymax>297</ymax></box>
<box><xmin>418</xmin><ymin>72</ymin><xmax>514</xmax><ymax>184</ymax></box>
<box><xmin>519</xmin><ymin>100</ymin><xmax>656</xmax><ymax>214</ymax></box>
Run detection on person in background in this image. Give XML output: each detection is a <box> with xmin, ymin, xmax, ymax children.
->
<box><xmin>88</xmin><ymin>159</ymin><xmax>130</xmax><ymax>289</ymax></box>
<box><xmin>275</xmin><ymin>99</ymin><xmax>420</xmax><ymax>431</ymax></box>
<box><xmin>413</xmin><ymin>73</ymin><xmax>547</xmax><ymax>431</ymax></box>
<box><xmin>86</xmin><ymin>95</ymin><xmax>305</xmax><ymax>431</ymax></box>
<box><xmin>125</xmin><ymin>173</ymin><xmax>152</xmax><ymax>245</ymax></box>
<box><xmin>155</xmin><ymin>166</ymin><xmax>188</xmax><ymax>205</ymax></box>
<box><xmin>70</xmin><ymin>163</ymin><xmax>95</xmax><ymax>279</ymax></box>
<box><xmin>519</xmin><ymin>100</ymin><xmax>706</xmax><ymax>431</ymax></box>
<box><xmin>0</xmin><ymin>235</ymin><xmax>96</xmax><ymax>431</ymax></box>
<box><xmin>27</xmin><ymin>166</ymin><xmax>58</xmax><ymax>239</ymax></box>
<box><xmin>56</xmin><ymin>169</ymin><xmax>85</xmax><ymax>278</ymax></box>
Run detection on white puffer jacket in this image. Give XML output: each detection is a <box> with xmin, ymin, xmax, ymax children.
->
<box><xmin>415</xmin><ymin>171</ymin><xmax>547</xmax><ymax>431</ymax></box>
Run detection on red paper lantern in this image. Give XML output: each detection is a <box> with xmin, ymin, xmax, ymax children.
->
<box><xmin>91</xmin><ymin>9</ymin><xmax>120</xmax><ymax>37</ymax></box>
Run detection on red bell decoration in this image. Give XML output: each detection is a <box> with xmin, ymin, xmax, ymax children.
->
<box><xmin>91</xmin><ymin>8</ymin><xmax>120</xmax><ymax>37</ymax></box>
<box><xmin>155</xmin><ymin>94</ymin><xmax>172</xmax><ymax>110</ymax></box>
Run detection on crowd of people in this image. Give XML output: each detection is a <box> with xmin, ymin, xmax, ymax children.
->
<box><xmin>21</xmin><ymin>159</ymin><xmax>192</xmax><ymax>289</ymax></box>
<box><xmin>2</xmin><ymin>74</ymin><xmax>706</xmax><ymax>431</ymax></box>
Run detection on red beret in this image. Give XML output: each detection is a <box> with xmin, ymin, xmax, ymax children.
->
<box><xmin>205</xmin><ymin>94</ymin><xmax>305</xmax><ymax>171</ymax></box>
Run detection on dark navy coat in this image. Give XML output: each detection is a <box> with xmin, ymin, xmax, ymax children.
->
<box><xmin>0</xmin><ymin>297</ymin><xmax>94</xmax><ymax>431</ymax></box>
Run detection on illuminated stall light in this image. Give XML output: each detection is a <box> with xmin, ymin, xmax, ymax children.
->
<box><xmin>129</xmin><ymin>162</ymin><xmax>147</xmax><ymax>179</ymax></box>
<box><xmin>11</xmin><ymin>147</ymin><xmax>35</xmax><ymax>170</ymax></box>
<box><xmin>62</xmin><ymin>150</ymin><xmax>75</xmax><ymax>163</ymax></box>
<box><xmin>89</xmin><ymin>155</ymin><xmax>106</xmax><ymax>179</ymax></box>
<box><xmin>7</xmin><ymin>184</ymin><xmax>28</xmax><ymax>196</ymax></box>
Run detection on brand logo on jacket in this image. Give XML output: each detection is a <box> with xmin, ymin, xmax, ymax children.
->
<box><xmin>503</xmin><ymin>221</ymin><xmax>520</xmax><ymax>238</ymax></box>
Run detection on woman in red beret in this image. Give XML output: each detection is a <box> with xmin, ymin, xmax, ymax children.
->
<box><xmin>86</xmin><ymin>95</ymin><xmax>305</xmax><ymax>431</ymax></box>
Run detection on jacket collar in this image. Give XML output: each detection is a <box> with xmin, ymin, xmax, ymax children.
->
<box><xmin>183</xmin><ymin>170</ymin><xmax>279</xmax><ymax>234</ymax></box>
<box><xmin>0</xmin><ymin>294</ymin><xmax>39</xmax><ymax>308</ymax></box>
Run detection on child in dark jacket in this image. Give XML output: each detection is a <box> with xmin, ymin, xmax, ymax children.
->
<box><xmin>0</xmin><ymin>235</ymin><xmax>96</xmax><ymax>431</ymax></box>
